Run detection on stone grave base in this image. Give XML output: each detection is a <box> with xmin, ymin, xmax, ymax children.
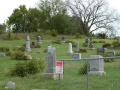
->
<box><xmin>42</xmin><ymin>73</ymin><xmax>63</xmax><ymax>80</ymax></box>
<box><xmin>88</xmin><ymin>71</ymin><xmax>106</xmax><ymax>76</ymax></box>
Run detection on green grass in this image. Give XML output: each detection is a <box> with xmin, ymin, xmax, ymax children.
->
<box><xmin>0</xmin><ymin>37</ymin><xmax>120</xmax><ymax>90</ymax></box>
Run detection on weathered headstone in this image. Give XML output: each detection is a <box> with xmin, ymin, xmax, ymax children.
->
<box><xmin>85</xmin><ymin>39</ymin><xmax>90</xmax><ymax>45</ymax></box>
<box><xmin>43</xmin><ymin>46</ymin><xmax>63</xmax><ymax>79</ymax></box>
<box><xmin>32</xmin><ymin>42</ymin><xmax>36</xmax><ymax>47</ymax></box>
<box><xmin>107</xmin><ymin>51</ymin><xmax>115</xmax><ymax>57</ymax></box>
<box><xmin>5</xmin><ymin>81</ymin><xmax>15</xmax><ymax>89</ymax></box>
<box><xmin>90</xmin><ymin>37</ymin><xmax>93</xmax><ymax>42</ymax></box>
<box><xmin>97</xmin><ymin>48</ymin><xmax>107</xmax><ymax>54</ymax></box>
<box><xmin>75</xmin><ymin>42</ymin><xmax>79</xmax><ymax>52</ymax></box>
<box><xmin>89</xmin><ymin>44</ymin><xmax>94</xmax><ymax>50</ymax></box>
<box><xmin>25</xmin><ymin>35</ymin><xmax>31</xmax><ymax>52</ymax></box>
<box><xmin>88</xmin><ymin>55</ymin><xmax>106</xmax><ymax>75</ymax></box>
<box><xmin>67</xmin><ymin>43</ymin><xmax>73</xmax><ymax>54</ymax></box>
<box><xmin>61</xmin><ymin>35</ymin><xmax>66</xmax><ymax>42</ymax></box>
<box><xmin>36</xmin><ymin>36</ymin><xmax>42</xmax><ymax>44</ymax></box>
<box><xmin>0</xmin><ymin>53</ymin><xmax>6</xmax><ymax>57</ymax></box>
<box><xmin>71</xmin><ymin>53</ymin><xmax>81</xmax><ymax>59</ymax></box>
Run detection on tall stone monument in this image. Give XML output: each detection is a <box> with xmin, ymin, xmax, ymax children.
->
<box><xmin>43</xmin><ymin>46</ymin><xmax>63</xmax><ymax>79</ymax></box>
<box><xmin>88</xmin><ymin>55</ymin><xmax>106</xmax><ymax>76</ymax></box>
<box><xmin>25</xmin><ymin>35</ymin><xmax>31</xmax><ymax>52</ymax></box>
<box><xmin>76</xmin><ymin>42</ymin><xmax>79</xmax><ymax>52</ymax></box>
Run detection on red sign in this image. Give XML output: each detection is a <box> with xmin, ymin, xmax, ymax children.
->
<box><xmin>56</xmin><ymin>61</ymin><xmax>63</xmax><ymax>74</ymax></box>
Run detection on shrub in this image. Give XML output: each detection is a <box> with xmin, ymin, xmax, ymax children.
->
<box><xmin>92</xmin><ymin>41</ymin><xmax>98</xmax><ymax>43</ymax></box>
<box><xmin>34</xmin><ymin>44</ymin><xmax>41</xmax><ymax>48</ymax></box>
<box><xmin>50</xmin><ymin>30</ymin><xmax>58</xmax><ymax>37</ymax></box>
<box><xmin>75</xmin><ymin>33</ymin><xmax>81</xmax><ymax>39</ymax></box>
<box><xmin>82</xmin><ymin>43</ymin><xmax>88</xmax><ymax>47</ymax></box>
<box><xmin>0</xmin><ymin>46</ymin><xmax>10</xmax><ymax>52</ymax></box>
<box><xmin>11</xmin><ymin>52</ymin><xmax>32</xmax><ymax>60</ymax></box>
<box><xmin>102</xmin><ymin>43</ymin><xmax>111</xmax><ymax>48</ymax></box>
<box><xmin>99</xmin><ymin>40</ymin><xmax>106</xmax><ymax>43</ymax></box>
<box><xmin>98</xmin><ymin>53</ymin><xmax>115</xmax><ymax>62</ymax></box>
<box><xmin>79</xmin><ymin>62</ymin><xmax>90</xmax><ymax>74</ymax></box>
<box><xmin>10</xmin><ymin>59</ymin><xmax>45</xmax><ymax>77</ymax></box>
<box><xmin>112</xmin><ymin>41</ymin><xmax>120</xmax><ymax>47</ymax></box>
<box><xmin>79</xmin><ymin>49</ymin><xmax>87</xmax><ymax>53</ymax></box>
<box><xmin>13</xmin><ymin>46</ymin><xmax>25</xmax><ymax>52</ymax></box>
<box><xmin>52</xmin><ymin>39</ymin><xmax>61</xmax><ymax>44</ymax></box>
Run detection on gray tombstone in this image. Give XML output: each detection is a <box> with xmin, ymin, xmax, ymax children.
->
<box><xmin>107</xmin><ymin>51</ymin><xmax>115</xmax><ymax>57</ymax></box>
<box><xmin>46</xmin><ymin>47</ymin><xmax>56</xmax><ymax>73</ymax></box>
<box><xmin>61</xmin><ymin>35</ymin><xmax>66</xmax><ymax>42</ymax></box>
<box><xmin>88</xmin><ymin>55</ymin><xmax>106</xmax><ymax>76</ymax></box>
<box><xmin>90</xmin><ymin>37</ymin><xmax>93</xmax><ymax>42</ymax></box>
<box><xmin>25</xmin><ymin>35</ymin><xmax>31</xmax><ymax>52</ymax></box>
<box><xmin>32</xmin><ymin>42</ymin><xmax>36</xmax><ymax>47</ymax></box>
<box><xmin>85</xmin><ymin>39</ymin><xmax>90</xmax><ymax>45</ymax></box>
<box><xmin>43</xmin><ymin>46</ymin><xmax>63</xmax><ymax>79</ymax></box>
<box><xmin>5</xmin><ymin>81</ymin><xmax>15</xmax><ymax>89</ymax></box>
<box><xmin>117</xmin><ymin>38</ymin><xmax>120</xmax><ymax>43</ymax></box>
<box><xmin>36</xmin><ymin>36</ymin><xmax>42</xmax><ymax>44</ymax></box>
<box><xmin>0</xmin><ymin>53</ymin><xmax>6</xmax><ymax>57</ymax></box>
<box><xmin>97</xmin><ymin>48</ymin><xmax>107</xmax><ymax>54</ymax></box>
<box><xmin>71</xmin><ymin>53</ymin><xmax>81</xmax><ymax>59</ymax></box>
<box><xmin>75</xmin><ymin>42</ymin><xmax>79</xmax><ymax>52</ymax></box>
<box><xmin>89</xmin><ymin>44</ymin><xmax>94</xmax><ymax>50</ymax></box>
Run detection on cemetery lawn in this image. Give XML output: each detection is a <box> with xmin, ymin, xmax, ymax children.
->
<box><xmin>0</xmin><ymin>38</ymin><xmax>120</xmax><ymax>90</ymax></box>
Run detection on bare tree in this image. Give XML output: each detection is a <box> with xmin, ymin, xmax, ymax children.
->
<box><xmin>66</xmin><ymin>0</ymin><xmax>119</xmax><ymax>36</ymax></box>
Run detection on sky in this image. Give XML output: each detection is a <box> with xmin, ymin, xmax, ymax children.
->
<box><xmin>0</xmin><ymin>0</ymin><xmax>120</xmax><ymax>24</ymax></box>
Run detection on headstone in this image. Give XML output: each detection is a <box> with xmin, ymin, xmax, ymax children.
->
<box><xmin>107</xmin><ymin>51</ymin><xmax>115</xmax><ymax>57</ymax></box>
<box><xmin>32</xmin><ymin>42</ymin><xmax>36</xmax><ymax>47</ymax></box>
<box><xmin>61</xmin><ymin>35</ymin><xmax>66</xmax><ymax>42</ymax></box>
<box><xmin>36</xmin><ymin>36</ymin><xmax>42</xmax><ymax>44</ymax></box>
<box><xmin>90</xmin><ymin>37</ymin><xmax>93</xmax><ymax>42</ymax></box>
<box><xmin>85</xmin><ymin>39</ymin><xmax>90</xmax><ymax>45</ymax></box>
<box><xmin>0</xmin><ymin>53</ymin><xmax>6</xmax><ymax>57</ymax></box>
<box><xmin>43</xmin><ymin>46</ymin><xmax>63</xmax><ymax>79</ymax></box>
<box><xmin>67</xmin><ymin>43</ymin><xmax>73</xmax><ymax>54</ymax></box>
<box><xmin>75</xmin><ymin>42</ymin><xmax>79</xmax><ymax>52</ymax></box>
<box><xmin>97</xmin><ymin>48</ymin><xmax>107</xmax><ymax>54</ymax></box>
<box><xmin>25</xmin><ymin>35</ymin><xmax>31</xmax><ymax>52</ymax></box>
<box><xmin>5</xmin><ymin>81</ymin><xmax>15</xmax><ymax>89</ymax></box>
<box><xmin>89</xmin><ymin>44</ymin><xmax>94</xmax><ymax>50</ymax></box>
<box><xmin>46</xmin><ymin>47</ymin><xmax>56</xmax><ymax>73</ymax></box>
<box><xmin>71</xmin><ymin>53</ymin><xmax>81</xmax><ymax>59</ymax></box>
<box><xmin>88</xmin><ymin>55</ymin><xmax>106</xmax><ymax>75</ymax></box>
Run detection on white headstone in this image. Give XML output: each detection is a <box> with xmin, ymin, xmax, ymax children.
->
<box><xmin>67</xmin><ymin>43</ymin><xmax>73</xmax><ymax>54</ymax></box>
<box><xmin>25</xmin><ymin>35</ymin><xmax>31</xmax><ymax>52</ymax></box>
<box><xmin>88</xmin><ymin>55</ymin><xmax>106</xmax><ymax>75</ymax></box>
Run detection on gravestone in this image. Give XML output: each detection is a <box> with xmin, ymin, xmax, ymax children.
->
<box><xmin>97</xmin><ymin>48</ymin><xmax>107</xmax><ymax>54</ymax></box>
<box><xmin>61</xmin><ymin>35</ymin><xmax>66</xmax><ymax>42</ymax></box>
<box><xmin>5</xmin><ymin>81</ymin><xmax>15</xmax><ymax>89</ymax></box>
<box><xmin>71</xmin><ymin>53</ymin><xmax>81</xmax><ymax>59</ymax></box>
<box><xmin>67</xmin><ymin>43</ymin><xmax>73</xmax><ymax>54</ymax></box>
<box><xmin>43</xmin><ymin>46</ymin><xmax>63</xmax><ymax>79</ymax></box>
<box><xmin>107</xmin><ymin>51</ymin><xmax>115</xmax><ymax>57</ymax></box>
<box><xmin>25</xmin><ymin>35</ymin><xmax>31</xmax><ymax>52</ymax></box>
<box><xmin>85</xmin><ymin>39</ymin><xmax>90</xmax><ymax>45</ymax></box>
<box><xmin>89</xmin><ymin>44</ymin><xmax>94</xmax><ymax>50</ymax></box>
<box><xmin>88</xmin><ymin>55</ymin><xmax>106</xmax><ymax>75</ymax></box>
<box><xmin>75</xmin><ymin>42</ymin><xmax>79</xmax><ymax>52</ymax></box>
<box><xmin>36</xmin><ymin>36</ymin><xmax>42</xmax><ymax>44</ymax></box>
<box><xmin>0</xmin><ymin>53</ymin><xmax>6</xmax><ymax>57</ymax></box>
<box><xmin>117</xmin><ymin>38</ymin><xmax>120</xmax><ymax>43</ymax></box>
<box><xmin>90</xmin><ymin>37</ymin><xmax>93</xmax><ymax>42</ymax></box>
<box><xmin>32</xmin><ymin>42</ymin><xmax>36</xmax><ymax>47</ymax></box>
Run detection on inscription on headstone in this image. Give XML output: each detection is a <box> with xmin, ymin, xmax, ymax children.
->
<box><xmin>88</xmin><ymin>55</ymin><xmax>106</xmax><ymax>75</ymax></box>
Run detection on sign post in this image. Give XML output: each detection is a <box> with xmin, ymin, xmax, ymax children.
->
<box><xmin>56</xmin><ymin>61</ymin><xmax>63</xmax><ymax>90</ymax></box>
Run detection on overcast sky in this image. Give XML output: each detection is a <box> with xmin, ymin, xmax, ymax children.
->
<box><xmin>0</xmin><ymin>0</ymin><xmax>120</xmax><ymax>24</ymax></box>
